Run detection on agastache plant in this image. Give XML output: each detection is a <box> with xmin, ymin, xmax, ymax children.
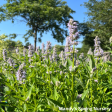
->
<box><xmin>66</xmin><ymin>18</ymin><xmax>80</xmax><ymax>65</ymax></box>
<box><xmin>2</xmin><ymin>48</ymin><xmax>7</xmax><ymax>61</ymax></box>
<box><xmin>45</xmin><ymin>41</ymin><xmax>52</xmax><ymax>59</ymax></box>
<box><xmin>23</xmin><ymin>47</ymin><xmax>26</xmax><ymax>57</ymax></box>
<box><xmin>64</xmin><ymin>37</ymin><xmax>72</xmax><ymax>60</ymax></box>
<box><xmin>66</xmin><ymin>18</ymin><xmax>80</xmax><ymax>108</ymax></box>
<box><xmin>85</xmin><ymin>47</ymin><xmax>93</xmax><ymax>63</ymax></box>
<box><xmin>35</xmin><ymin>46</ymin><xmax>40</xmax><ymax>56</ymax></box>
<box><xmin>52</xmin><ymin>45</ymin><xmax>58</xmax><ymax>62</ymax></box>
<box><xmin>41</xmin><ymin>43</ymin><xmax>45</xmax><ymax>60</ymax></box>
<box><xmin>16</xmin><ymin>47</ymin><xmax>19</xmax><ymax>54</ymax></box>
<box><xmin>94</xmin><ymin>36</ymin><xmax>104</xmax><ymax>61</ymax></box>
<box><xmin>7</xmin><ymin>57</ymin><xmax>16</xmax><ymax>68</ymax></box>
<box><xmin>16</xmin><ymin>63</ymin><xmax>26</xmax><ymax>84</ymax></box>
<box><xmin>42</xmin><ymin>41</ymin><xmax>52</xmax><ymax>65</ymax></box>
<box><xmin>49</xmin><ymin>55</ymin><xmax>53</xmax><ymax>63</ymax></box>
<box><xmin>45</xmin><ymin>41</ymin><xmax>52</xmax><ymax>75</ymax></box>
<box><xmin>28</xmin><ymin>44</ymin><xmax>34</xmax><ymax>63</ymax></box>
<box><xmin>79</xmin><ymin>53</ymin><xmax>84</xmax><ymax>59</ymax></box>
<box><xmin>59</xmin><ymin>51</ymin><xmax>65</xmax><ymax>65</ymax></box>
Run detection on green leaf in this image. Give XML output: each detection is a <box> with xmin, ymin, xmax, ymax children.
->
<box><xmin>83</xmin><ymin>99</ymin><xmax>88</xmax><ymax>108</ymax></box>
<box><xmin>54</xmin><ymin>87</ymin><xmax>59</xmax><ymax>100</ymax></box>
<box><xmin>75</xmin><ymin>77</ymin><xmax>84</xmax><ymax>88</ymax></box>
<box><xmin>70</xmin><ymin>66</ymin><xmax>78</xmax><ymax>73</ymax></box>
<box><xmin>106</xmin><ymin>61</ymin><xmax>112</xmax><ymax>66</ymax></box>
<box><xmin>13</xmin><ymin>96</ymin><xmax>26</xmax><ymax>102</ymax></box>
<box><xmin>4</xmin><ymin>82</ymin><xmax>15</xmax><ymax>91</ymax></box>
<box><xmin>23</xmin><ymin>103</ymin><xmax>27</xmax><ymax>111</ymax></box>
<box><xmin>25</xmin><ymin>85</ymin><xmax>33</xmax><ymax>100</ymax></box>
<box><xmin>103</xmin><ymin>88</ymin><xmax>107</xmax><ymax>93</ymax></box>
<box><xmin>64</xmin><ymin>58</ymin><xmax>72</xmax><ymax>69</ymax></box>
<box><xmin>1</xmin><ymin>108</ymin><xmax>5</xmax><ymax>112</ymax></box>
<box><xmin>87</xmin><ymin>54</ymin><xmax>95</xmax><ymax>70</ymax></box>
<box><xmin>106</xmin><ymin>91</ymin><xmax>112</xmax><ymax>96</ymax></box>
<box><xmin>81</xmin><ymin>89</ymin><xmax>89</xmax><ymax>100</ymax></box>
<box><xmin>0</xmin><ymin>102</ymin><xmax>10</xmax><ymax>107</ymax></box>
<box><xmin>46</xmin><ymin>98</ymin><xmax>65</xmax><ymax>108</ymax></box>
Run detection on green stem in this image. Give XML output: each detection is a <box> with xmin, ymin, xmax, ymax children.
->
<box><xmin>101</xmin><ymin>79</ymin><xmax>103</xmax><ymax>108</ymax></box>
<box><xmin>71</xmin><ymin>45</ymin><xmax>75</xmax><ymax>110</ymax></box>
<box><xmin>90</xmin><ymin>79</ymin><xmax>93</xmax><ymax>107</ymax></box>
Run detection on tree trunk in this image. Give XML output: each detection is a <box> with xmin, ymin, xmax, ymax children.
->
<box><xmin>34</xmin><ymin>30</ymin><xmax>37</xmax><ymax>51</ymax></box>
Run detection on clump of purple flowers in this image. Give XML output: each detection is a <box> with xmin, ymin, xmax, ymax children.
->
<box><xmin>28</xmin><ymin>44</ymin><xmax>34</xmax><ymax>63</ymax></box>
<box><xmin>52</xmin><ymin>45</ymin><xmax>58</xmax><ymax>62</ymax></box>
<box><xmin>16</xmin><ymin>47</ymin><xmax>19</xmax><ymax>54</ymax></box>
<box><xmin>42</xmin><ymin>41</ymin><xmax>52</xmax><ymax>60</ymax></box>
<box><xmin>94</xmin><ymin>36</ymin><xmax>104</xmax><ymax>60</ymax></box>
<box><xmin>41</xmin><ymin>43</ymin><xmax>45</xmax><ymax>60</ymax></box>
<box><xmin>79</xmin><ymin>53</ymin><xmax>84</xmax><ymax>60</ymax></box>
<box><xmin>7</xmin><ymin>57</ymin><xmax>16</xmax><ymax>68</ymax></box>
<box><xmin>64</xmin><ymin>18</ymin><xmax>80</xmax><ymax>64</ymax></box>
<box><xmin>16</xmin><ymin>63</ymin><xmax>26</xmax><ymax>84</ymax></box>
<box><xmin>35</xmin><ymin>46</ymin><xmax>40</xmax><ymax>56</ymax></box>
<box><xmin>28</xmin><ymin>44</ymin><xmax>34</xmax><ymax>57</ymax></box>
<box><xmin>23</xmin><ymin>47</ymin><xmax>27</xmax><ymax>56</ymax></box>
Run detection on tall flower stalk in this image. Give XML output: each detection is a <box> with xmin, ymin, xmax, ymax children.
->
<box><xmin>35</xmin><ymin>46</ymin><xmax>40</xmax><ymax>56</ymax></box>
<box><xmin>28</xmin><ymin>44</ymin><xmax>34</xmax><ymax>63</ymax></box>
<box><xmin>52</xmin><ymin>45</ymin><xmax>58</xmax><ymax>63</ymax></box>
<box><xmin>7</xmin><ymin>57</ymin><xmax>16</xmax><ymax>68</ymax></box>
<box><xmin>3</xmin><ymin>48</ymin><xmax>7</xmax><ymax>61</ymax></box>
<box><xmin>67</xmin><ymin>18</ymin><xmax>80</xmax><ymax>109</ymax></box>
<box><xmin>59</xmin><ymin>51</ymin><xmax>65</xmax><ymax>65</ymax></box>
<box><xmin>16</xmin><ymin>63</ymin><xmax>26</xmax><ymax>84</ymax></box>
<box><xmin>41</xmin><ymin>43</ymin><xmax>45</xmax><ymax>61</ymax></box>
<box><xmin>93</xmin><ymin>36</ymin><xmax>104</xmax><ymax>63</ymax></box>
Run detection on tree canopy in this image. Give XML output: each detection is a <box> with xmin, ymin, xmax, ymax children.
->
<box><xmin>0</xmin><ymin>0</ymin><xmax>76</xmax><ymax>51</ymax></box>
<box><xmin>80</xmin><ymin>0</ymin><xmax>112</xmax><ymax>52</ymax></box>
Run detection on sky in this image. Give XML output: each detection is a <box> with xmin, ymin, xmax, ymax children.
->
<box><xmin>0</xmin><ymin>0</ymin><xmax>90</xmax><ymax>49</ymax></box>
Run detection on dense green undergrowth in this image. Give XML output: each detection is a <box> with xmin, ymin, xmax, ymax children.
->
<box><xmin>0</xmin><ymin>46</ymin><xmax>112</xmax><ymax>112</ymax></box>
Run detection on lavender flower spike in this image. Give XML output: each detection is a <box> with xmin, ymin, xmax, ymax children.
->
<box><xmin>16</xmin><ymin>63</ymin><xmax>26</xmax><ymax>84</ymax></box>
<box><xmin>16</xmin><ymin>47</ymin><xmax>19</xmax><ymax>54</ymax></box>
<box><xmin>3</xmin><ymin>49</ymin><xmax>7</xmax><ymax>61</ymax></box>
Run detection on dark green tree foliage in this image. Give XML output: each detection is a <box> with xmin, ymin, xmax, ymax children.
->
<box><xmin>51</xmin><ymin>45</ymin><xmax>65</xmax><ymax>55</ymax></box>
<box><xmin>0</xmin><ymin>0</ymin><xmax>76</xmax><ymax>51</ymax></box>
<box><xmin>25</xmin><ymin>42</ymin><xmax>31</xmax><ymax>49</ymax></box>
<box><xmin>78</xmin><ymin>22</ymin><xmax>95</xmax><ymax>55</ymax></box>
<box><xmin>80</xmin><ymin>0</ymin><xmax>112</xmax><ymax>51</ymax></box>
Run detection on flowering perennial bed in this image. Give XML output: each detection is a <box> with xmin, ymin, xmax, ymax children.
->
<box><xmin>0</xmin><ymin>19</ymin><xmax>112</xmax><ymax>112</ymax></box>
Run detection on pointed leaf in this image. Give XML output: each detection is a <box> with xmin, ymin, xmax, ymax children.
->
<box><xmin>54</xmin><ymin>87</ymin><xmax>59</xmax><ymax>100</ymax></box>
<box><xmin>25</xmin><ymin>85</ymin><xmax>33</xmax><ymax>100</ymax></box>
<box><xmin>81</xmin><ymin>89</ymin><xmax>89</xmax><ymax>100</ymax></box>
<box><xmin>87</xmin><ymin>54</ymin><xmax>95</xmax><ymax>70</ymax></box>
<box><xmin>46</xmin><ymin>98</ymin><xmax>65</xmax><ymax>108</ymax></box>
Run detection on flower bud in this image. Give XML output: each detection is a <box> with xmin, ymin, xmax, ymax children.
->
<box><xmin>94</xmin><ymin>80</ymin><xmax>98</xmax><ymax>83</ymax></box>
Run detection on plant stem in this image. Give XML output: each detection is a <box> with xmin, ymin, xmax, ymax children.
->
<box><xmin>71</xmin><ymin>45</ymin><xmax>75</xmax><ymax>110</ymax></box>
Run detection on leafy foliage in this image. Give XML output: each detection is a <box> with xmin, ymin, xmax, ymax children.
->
<box><xmin>80</xmin><ymin>0</ymin><xmax>112</xmax><ymax>51</ymax></box>
<box><xmin>0</xmin><ymin>0</ymin><xmax>76</xmax><ymax>51</ymax></box>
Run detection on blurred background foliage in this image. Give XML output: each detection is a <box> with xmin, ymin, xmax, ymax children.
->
<box><xmin>1</xmin><ymin>0</ymin><xmax>112</xmax><ymax>59</ymax></box>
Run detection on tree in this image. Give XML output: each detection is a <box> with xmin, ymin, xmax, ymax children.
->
<box><xmin>51</xmin><ymin>45</ymin><xmax>65</xmax><ymax>55</ymax></box>
<box><xmin>0</xmin><ymin>34</ymin><xmax>24</xmax><ymax>58</ymax></box>
<box><xmin>0</xmin><ymin>33</ymin><xmax>17</xmax><ymax>49</ymax></box>
<box><xmin>80</xmin><ymin>0</ymin><xmax>112</xmax><ymax>51</ymax></box>
<box><xmin>25</xmin><ymin>42</ymin><xmax>31</xmax><ymax>49</ymax></box>
<box><xmin>0</xmin><ymin>0</ymin><xmax>76</xmax><ymax>51</ymax></box>
<box><xmin>78</xmin><ymin>22</ymin><xmax>95</xmax><ymax>54</ymax></box>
